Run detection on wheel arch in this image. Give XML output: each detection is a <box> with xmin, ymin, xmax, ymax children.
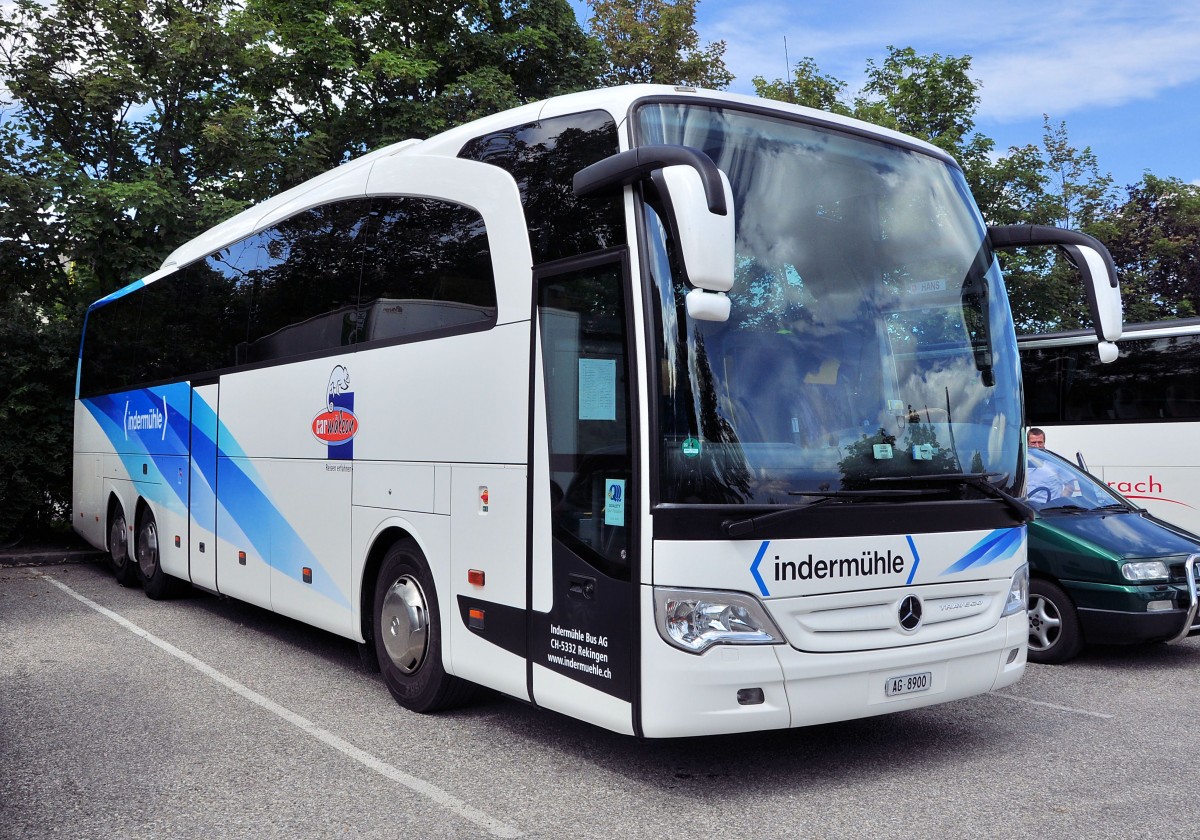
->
<box><xmin>359</xmin><ymin>525</ymin><xmax>420</xmax><ymax>646</ymax></box>
<box><xmin>105</xmin><ymin>492</ymin><xmax>127</xmax><ymax>554</ymax></box>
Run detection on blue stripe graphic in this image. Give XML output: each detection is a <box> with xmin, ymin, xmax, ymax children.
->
<box><xmin>750</xmin><ymin>541</ymin><xmax>771</xmax><ymax>596</ymax></box>
<box><xmin>905</xmin><ymin>535</ymin><xmax>921</xmax><ymax>584</ymax></box>
<box><xmin>941</xmin><ymin>528</ymin><xmax>1024</xmax><ymax>575</ymax></box>
<box><xmin>83</xmin><ymin>386</ymin><xmax>349</xmax><ymax>609</ymax></box>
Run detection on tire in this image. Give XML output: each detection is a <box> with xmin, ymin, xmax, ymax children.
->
<box><xmin>372</xmin><ymin>539</ymin><xmax>474</xmax><ymax>712</ymax></box>
<box><xmin>135</xmin><ymin>508</ymin><xmax>186</xmax><ymax>600</ymax></box>
<box><xmin>108</xmin><ymin>506</ymin><xmax>139</xmax><ymax>588</ymax></box>
<box><xmin>1028</xmin><ymin>578</ymin><xmax>1083</xmax><ymax>664</ymax></box>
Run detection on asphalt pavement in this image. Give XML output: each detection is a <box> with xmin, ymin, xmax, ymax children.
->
<box><xmin>3</xmin><ymin>555</ymin><xmax>1199</xmax><ymax>839</ymax></box>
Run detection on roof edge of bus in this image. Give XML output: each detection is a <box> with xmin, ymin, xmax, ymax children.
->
<box><xmin>1018</xmin><ymin>316</ymin><xmax>1200</xmax><ymax>347</ymax></box>
<box><xmin>152</xmin><ymin>84</ymin><xmax>956</xmax><ymax>279</ymax></box>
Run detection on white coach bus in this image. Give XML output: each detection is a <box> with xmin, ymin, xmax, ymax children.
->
<box><xmin>72</xmin><ymin>85</ymin><xmax>1121</xmax><ymax>737</ymax></box>
<box><xmin>1020</xmin><ymin>318</ymin><xmax>1200</xmax><ymax>533</ymax></box>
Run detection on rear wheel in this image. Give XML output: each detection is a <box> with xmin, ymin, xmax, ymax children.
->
<box><xmin>1028</xmin><ymin>578</ymin><xmax>1083</xmax><ymax>664</ymax></box>
<box><xmin>135</xmin><ymin>509</ymin><xmax>186</xmax><ymax>600</ymax></box>
<box><xmin>108</xmin><ymin>506</ymin><xmax>139</xmax><ymax>587</ymax></box>
<box><xmin>373</xmin><ymin>539</ymin><xmax>474</xmax><ymax>712</ymax></box>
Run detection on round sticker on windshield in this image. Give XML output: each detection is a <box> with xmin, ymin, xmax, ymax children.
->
<box><xmin>682</xmin><ymin>437</ymin><xmax>702</xmax><ymax>457</ymax></box>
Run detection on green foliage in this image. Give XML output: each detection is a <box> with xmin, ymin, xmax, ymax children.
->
<box><xmin>243</xmin><ymin>0</ymin><xmax>600</xmax><ymax>173</ymax></box>
<box><xmin>0</xmin><ymin>293</ymin><xmax>81</xmax><ymax>540</ymax></box>
<box><xmin>1102</xmin><ymin>174</ymin><xmax>1200</xmax><ymax>321</ymax></box>
<box><xmin>0</xmin><ymin>0</ymin><xmax>597</xmax><ymax>540</ymax></box>
<box><xmin>587</xmin><ymin>0</ymin><xmax>732</xmax><ymax>89</ymax></box>
<box><xmin>751</xmin><ymin>57</ymin><xmax>850</xmax><ymax>115</ymax></box>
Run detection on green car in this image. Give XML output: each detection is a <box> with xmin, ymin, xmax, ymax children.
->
<box><xmin>1026</xmin><ymin>447</ymin><xmax>1200</xmax><ymax>663</ymax></box>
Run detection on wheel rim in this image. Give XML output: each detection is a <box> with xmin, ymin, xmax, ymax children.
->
<box><xmin>136</xmin><ymin>519</ymin><xmax>159</xmax><ymax>579</ymax></box>
<box><xmin>1028</xmin><ymin>593</ymin><xmax>1062</xmax><ymax>651</ymax></box>
<box><xmin>110</xmin><ymin>515</ymin><xmax>128</xmax><ymax>569</ymax></box>
<box><xmin>380</xmin><ymin>575</ymin><xmax>429</xmax><ymax>674</ymax></box>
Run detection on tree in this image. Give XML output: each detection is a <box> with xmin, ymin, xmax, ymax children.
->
<box><xmin>990</xmin><ymin>120</ymin><xmax>1118</xmax><ymax>333</ymax></box>
<box><xmin>242</xmin><ymin>0</ymin><xmax>600</xmax><ymax>174</ymax></box>
<box><xmin>0</xmin><ymin>0</ymin><xmax>280</xmax><ymax>300</ymax></box>
<box><xmin>751</xmin><ymin>56</ymin><xmax>850</xmax><ymax>115</ymax></box>
<box><xmin>0</xmin><ymin>0</ymin><xmax>598</xmax><ymax>539</ymax></box>
<box><xmin>1102</xmin><ymin>174</ymin><xmax>1200</xmax><ymax>321</ymax></box>
<box><xmin>587</xmin><ymin>0</ymin><xmax>732</xmax><ymax>89</ymax></box>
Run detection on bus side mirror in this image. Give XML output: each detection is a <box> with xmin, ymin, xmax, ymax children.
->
<box><xmin>989</xmin><ymin>224</ymin><xmax>1123</xmax><ymax>362</ymax></box>
<box><xmin>574</xmin><ymin>144</ymin><xmax>736</xmax><ymax>322</ymax></box>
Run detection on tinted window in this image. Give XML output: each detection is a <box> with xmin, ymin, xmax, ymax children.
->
<box><xmin>1022</xmin><ymin>333</ymin><xmax>1200</xmax><ymax>424</ymax></box>
<box><xmin>459</xmin><ymin>110</ymin><xmax>624</xmax><ymax>264</ymax></box>
<box><xmin>539</xmin><ymin>260</ymin><xmax>633</xmax><ymax>579</ymax></box>
<box><xmin>243</xmin><ymin>200</ymin><xmax>370</xmax><ymax>363</ymax></box>
<box><xmin>79</xmin><ymin>291</ymin><xmax>142</xmax><ymax>397</ymax></box>
<box><xmin>79</xmin><ymin>195</ymin><xmax>495</xmax><ymax>397</ymax></box>
<box><xmin>358</xmin><ymin>197</ymin><xmax>496</xmax><ymax>343</ymax></box>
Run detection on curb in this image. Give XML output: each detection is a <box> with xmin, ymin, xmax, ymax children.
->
<box><xmin>0</xmin><ymin>550</ymin><xmax>106</xmax><ymax>568</ymax></box>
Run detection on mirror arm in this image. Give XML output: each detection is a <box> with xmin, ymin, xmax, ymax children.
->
<box><xmin>573</xmin><ymin>144</ymin><xmax>727</xmax><ymax>215</ymax></box>
<box><xmin>987</xmin><ymin>224</ymin><xmax>1118</xmax><ymax>288</ymax></box>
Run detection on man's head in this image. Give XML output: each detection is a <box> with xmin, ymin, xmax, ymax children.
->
<box><xmin>1027</xmin><ymin>428</ymin><xmax>1046</xmax><ymax>449</ymax></box>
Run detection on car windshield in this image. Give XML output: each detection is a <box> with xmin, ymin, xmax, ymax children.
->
<box><xmin>637</xmin><ymin>101</ymin><xmax>1023</xmax><ymax>505</ymax></box>
<box><xmin>1025</xmin><ymin>448</ymin><xmax>1131</xmax><ymax>512</ymax></box>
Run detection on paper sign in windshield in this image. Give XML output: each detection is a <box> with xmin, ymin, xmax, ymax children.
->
<box><xmin>578</xmin><ymin>358</ymin><xmax>616</xmax><ymax>420</ymax></box>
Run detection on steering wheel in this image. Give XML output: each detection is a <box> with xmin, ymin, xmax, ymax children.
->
<box><xmin>1027</xmin><ymin>486</ymin><xmax>1053</xmax><ymax>504</ymax></box>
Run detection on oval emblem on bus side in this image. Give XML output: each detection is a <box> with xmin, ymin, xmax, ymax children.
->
<box><xmin>312</xmin><ymin>408</ymin><xmax>359</xmax><ymax>445</ymax></box>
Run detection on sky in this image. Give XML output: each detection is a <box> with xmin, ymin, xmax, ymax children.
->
<box><xmin>570</xmin><ymin>0</ymin><xmax>1200</xmax><ymax>191</ymax></box>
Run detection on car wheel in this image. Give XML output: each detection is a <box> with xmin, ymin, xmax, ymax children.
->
<box><xmin>372</xmin><ymin>539</ymin><xmax>474</xmax><ymax>712</ymax></box>
<box><xmin>135</xmin><ymin>508</ymin><xmax>186</xmax><ymax>600</ymax></box>
<box><xmin>1028</xmin><ymin>578</ymin><xmax>1083</xmax><ymax>664</ymax></box>
<box><xmin>108</xmin><ymin>506</ymin><xmax>139</xmax><ymax>588</ymax></box>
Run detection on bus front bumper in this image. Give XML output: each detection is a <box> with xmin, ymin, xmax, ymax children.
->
<box><xmin>638</xmin><ymin>610</ymin><xmax>1026</xmax><ymax>739</ymax></box>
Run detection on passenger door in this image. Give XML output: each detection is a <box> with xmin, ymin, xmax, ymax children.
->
<box><xmin>530</xmin><ymin>252</ymin><xmax>638</xmax><ymax>734</ymax></box>
<box><xmin>188</xmin><ymin>381</ymin><xmax>219</xmax><ymax>590</ymax></box>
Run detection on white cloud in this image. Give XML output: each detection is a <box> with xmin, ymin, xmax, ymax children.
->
<box><xmin>702</xmin><ymin>0</ymin><xmax>1200</xmax><ymax>122</ymax></box>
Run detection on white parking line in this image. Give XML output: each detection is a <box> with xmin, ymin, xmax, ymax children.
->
<box><xmin>41</xmin><ymin>574</ymin><xmax>523</xmax><ymax>839</ymax></box>
<box><xmin>991</xmin><ymin>691</ymin><xmax>1114</xmax><ymax>719</ymax></box>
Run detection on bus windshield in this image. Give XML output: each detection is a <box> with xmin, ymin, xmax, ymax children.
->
<box><xmin>638</xmin><ymin>102</ymin><xmax>1023</xmax><ymax>505</ymax></box>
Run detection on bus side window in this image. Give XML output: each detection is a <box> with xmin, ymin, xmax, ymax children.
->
<box><xmin>358</xmin><ymin>197</ymin><xmax>497</xmax><ymax>344</ymax></box>
<box><xmin>243</xmin><ymin>200</ymin><xmax>370</xmax><ymax>364</ymax></box>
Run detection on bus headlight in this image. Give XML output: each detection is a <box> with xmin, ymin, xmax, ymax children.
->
<box><xmin>654</xmin><ymin>587</ymin><xmax>784</xmax><ymax>654</ymax></box>
<box><xmin>1002</xmin><ymin>564</ymin><xmax>1029</xmax><ymax>617</ymax></box>
<box><xmin>1121</xmin><ymin>561</ymin><xmax>1170</xmax><ymax>582</ymax></box>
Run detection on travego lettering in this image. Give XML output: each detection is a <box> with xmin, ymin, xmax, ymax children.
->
<box><xmin>774</xmin><ymin>549</ymin><xmax>906</xmax><ymax>582</ymax></box>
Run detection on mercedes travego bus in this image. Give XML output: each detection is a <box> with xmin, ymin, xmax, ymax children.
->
<box><xmin>72</xmin><ymin>85</ymin><xmax>1122</xmax><ymax>737</ymax></box>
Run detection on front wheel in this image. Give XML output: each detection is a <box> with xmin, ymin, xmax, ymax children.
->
<box><xmin>372</xmin><ymin>540</ymin><xmax>474</xmax><ymax>712</ymax></box>
<box><xmin>1028</xmin><ymin>578</ymin><xmax>1083</xmax><ymax>664</ymax></box>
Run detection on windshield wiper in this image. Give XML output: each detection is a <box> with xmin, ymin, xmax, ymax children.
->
<box><xmin>1038</xmin><ymin>503</ymin><xmax>1088</xmax><ymax>513</ymax></box>
<box><xmin>869</xmin><ymin>472</ymin><xmax>1036</xmax><ymax>523</ymax></box>
<box><xmin>722</xmin><ymin>488</ymin><xmax>933</xmax><ymax>539</ymax></box>
<box><xmin>721</xmin><ymin>497</ymin><xmax>835</xmax><ymax>538</ymax></box>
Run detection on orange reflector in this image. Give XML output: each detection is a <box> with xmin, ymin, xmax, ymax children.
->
<box><xmin>302</xmin><ymin>567</ymin><xmax>313</xmax><ymax>584</ymax></box>
<box><xmin>468</xmin><ymin>608</ymin><xmax>485</xmax><ymax>630</ymax></box>
<box><xmin>238</xmin><ymin>551</ymin><xmax>247</xmax><ymax>566</ymax></box>
<box><xmin>174</xmin><ymin>536</ymin><xmax>181</xmax><ymax>548</ymax></box>
<box><xmin>468</xmin><ymin>569</ymin><xmax>485</xmax><ymax>586</ymax></box>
